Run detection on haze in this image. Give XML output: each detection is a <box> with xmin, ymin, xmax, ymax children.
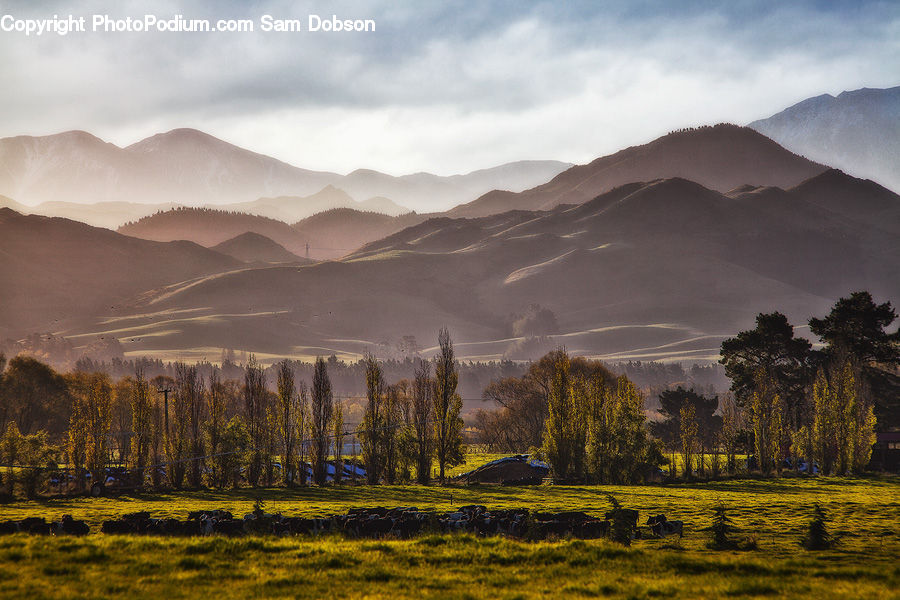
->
<box><xmin>2</xmin><ymin>0</ymin><xmax>898</xmax><ymax>178</ymax></box>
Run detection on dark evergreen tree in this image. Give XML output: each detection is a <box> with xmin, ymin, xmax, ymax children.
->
<box><xmin>809</xmin><ymin>291</ymin><xmax>900</xmax><ymax>365</ymax></box>
<box><xmin>720</xmin><ymin>312</ymin><xmax>812</xmax><ymax>429</ymax></box>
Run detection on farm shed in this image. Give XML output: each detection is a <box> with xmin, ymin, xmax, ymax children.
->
<box><xmin>868</xmin><ymin>432</ymin><xmax>900</xmax><ymax>472</ymax></box>
<box><xmin>456</xmin><ymin>455</ymin><xmax>549</xmax><ymax>485</ymax></box>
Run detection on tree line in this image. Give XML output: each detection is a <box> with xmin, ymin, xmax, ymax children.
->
<box><xmin>476</xmin><ymin>291</ymin><xmax>897</xmax><ymax>479</ymax></box>
<box><xmin>0</xmin><ymin>328</ymin><xmax>466</xmax><ymax>498</ymax></box>
<box><xmin>0</xmin><ymin>291</ymin><xmax>895</xmax><ymax>496</ymax></box>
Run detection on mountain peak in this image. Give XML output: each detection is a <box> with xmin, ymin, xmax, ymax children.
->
<box><xmin>451</xmin><ymin>123</ymin><xmax>824</xmax><ymax>218</ymax></box>
<box><xmin>126</xmin><ymin>128</ymin><xmax>232</xmax><ymax>153</ymax></box>
<box><xmin>749</xmin><ymin>86</ymin><xmax>900</xmax><ymax>194</ymax></box>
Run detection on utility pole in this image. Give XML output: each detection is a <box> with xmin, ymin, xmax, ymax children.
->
<box><xmin>157</xmin><ymin>385</ymin><xmax>172</xmax><ymax>438</ymax></box>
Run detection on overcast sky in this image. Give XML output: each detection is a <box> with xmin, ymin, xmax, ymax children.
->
<box><xmin>2</xmin><ymin>0</ymin><xmax>898</xmax><ymax>175</ymax></box>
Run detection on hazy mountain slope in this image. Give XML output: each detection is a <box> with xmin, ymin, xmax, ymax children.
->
<box><xmin>450</xmin><ymin>124</ymin><xmax>827</xmax><ymax>217</ymax></box>
<box><xmin>221</xmin><ymin>186</ymin><xmax>409</xmax><ymax>223</ymax></box>
<box><xmin>24</xmin><ymin>200</ymin><xmax>181</xmax><ymax>230</ymax></box>
<box><xmin>788</xmin><ymin>169</ymin><xmax>900</xmax><ymax>235</ymax></box>
<box><xmin>118</xmin><ymin>207</ymin><xmax>308</xmax><ymax>255</ymax></box>
<box><xmin>749</xmin><ymin>86</ymin><xmax>900</xmax><ymax>193</ymax></box>
<box><xmin>7</xmin><ymin>187</ymin><xmax>411</xmax><ymax>231</ymax></box>
<box><xmin>0</xmin><ymin>129</ymin><xmax>338</xmax><ymax>207</ymax></box>
<box><xmin>0</xmin><ymin>128</ymin><xmax>570</xmax><ymax>214</ymax></box>
<box><xmin>0</xmin><ymin>195</ymin><xmax>31</xmax><ymax>214</ymax></box>
<box><xmin>66</xmin><ymin>172</ymin><xmax>899</xmax><ymax>362</ymax></box>
<box><xmin>0</xmin><ymin>208</ymin><xmax>239</xmax><ymax>336</ymax></box>
<box><xmin>339</xmin><ymin>160</ymin><xmax>572</xmax><ymax>212</ymax></box>
<box><xmin>291</xmin><ymin>209</ymin><xmax>428</xmax><ymax>259</ymax></box>
<box><xmin>211</xmin><ymin>232</ymin><xmax>307</xmax><ymax>264</ymax></box>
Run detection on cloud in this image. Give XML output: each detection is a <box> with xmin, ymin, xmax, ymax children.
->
<box><xmin>0</xmin><ymin>0</ymin><xmax>897</xmax><ymax>174</ymax></box>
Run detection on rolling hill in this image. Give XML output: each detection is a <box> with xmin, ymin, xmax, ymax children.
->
<box><xmin>0</xmin><ymin>208</ymin><xmax>240</xmax><ymax>337</ymax></box>
<box><xmin>211</xmin><ymin>232</ymin><xmax>307</xmax><ymax>264</ymax></box>
<box><xmin>750</xmin><ymin>86</ymin><xmax>900</xmax><ymax>194</ymax></box>
<box><xmin>118</xmin><ymin>207</ymin><xmax>309</xmax><ymax>255</ymax></box>
<box><xmin>222</xmin><ymin>186</ymin><xmax>409</xmax><ymax>223</ymax></box>
<box><xmin>58</xmin><ymin>170</ymin><xmax>899</xmax><ymax>362</ymax></box>
<box><xmin>449</xmin><ymin>124</ymin><xmax>827</xmax><ymax>217</ymax></box>
<box><xmin>290</xmin><ymin>209</ymin><xmax>428</xmax><ymax>260</ymax></box>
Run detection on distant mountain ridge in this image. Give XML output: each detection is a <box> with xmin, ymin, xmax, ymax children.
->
<box><xmin>450</xmin><ymin>124</ymin><xmax>827</xmax><ymax>217</ymax></box>
<box><xmin>0</xmin><ymin>128</ymin><xmax>571</xmax><ymax>216</ymax></box>
<box><xmin>46</xmin><ymin>169</ymin><xmax>900</xmax><ymax>363</ymax></box>
<box><xmin>291</xmin><ymin>208</ymin><xmax>428</xmax><ymax>260</ymax></box>
<box><xmin>750</xmin><ymin>86</ymin><xmax>900</xmax><ymax>193</ymax></box>
<box><xmin>118</xmin><ymin>207</ymin><xmax>310</xmax><ymax>256</ymax></box>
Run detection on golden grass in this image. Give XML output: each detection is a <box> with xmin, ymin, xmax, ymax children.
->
<box><xmin>0</xmin><ymin>476</ymin><xmax>897</xmax><ymax>599</ymax></box>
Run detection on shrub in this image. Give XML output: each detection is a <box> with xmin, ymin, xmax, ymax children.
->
<box><xmin>801</xmin><ymin>504</ymin><xmax>836</xmax><ymax>550</ymax></box>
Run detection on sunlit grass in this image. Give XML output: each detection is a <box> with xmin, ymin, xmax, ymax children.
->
<box><xmin>0</xmin><ymin>476</ymin><xmax>897</xmax><ymax>598</ymax></box>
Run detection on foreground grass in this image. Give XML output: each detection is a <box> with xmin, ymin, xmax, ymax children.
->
<box><xmin>0</xmin><ymin>476</ymin><xmax>897</xmax><ymax>598</ymax></box>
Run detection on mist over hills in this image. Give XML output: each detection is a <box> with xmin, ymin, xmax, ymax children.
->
<box><xmin>0</xmin><ymin>128</ymin><xmax>571</xmax><ymax>220</ymax></box>
<box><xmin>450</xmin><ymin>124</ymin><xmax>827</xmax><ymax>218</ymax></box>
<box><xmin>0</xmin><ymin>207</ymin><xmax>239</xmax><ymax>336</ymax></box>
<box><xmin>118</xmin><ymin>207</ymin><xmax>310</xmax><ymax>256</ymax></box>
<box><xmin>48</xmin><ymin>170</ymin><xmax>900</xmax><ymax>363</ymax></box>
<box><xmin>2</xmin><ymin>119</ymin><xmax>898</xmax><ymax>365</ymax></box>
<box><xmin>750</xmin><ymin>86</ymin><xmax>900</xmax><ymax>194</ymax></box>
<box><xmin>117</xmin><ymin>205</ymin><xmax>427</xmax><ymax>261</ymax></box>
<box><xmin>290</xmin><ymin>209</ymin><xmax>428</xmax><ymax>260</ymax></box>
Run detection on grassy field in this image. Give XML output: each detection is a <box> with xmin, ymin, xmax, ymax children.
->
<box><xmin>0</xmin><ymin>476</ymin><xmax>897</xmax><ymax>599</ymax></box>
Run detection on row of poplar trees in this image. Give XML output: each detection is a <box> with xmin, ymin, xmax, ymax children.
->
<box><xmin>2</xmin><ymin>328</ymin><xmax>466</xmax><ymax>495</ymax></box>
<box><xmin>541</xmin><ymin>349</ymin><xmax>665</xmax><ymax>483</ymax></box>
<box><xmin>720</xmin><ymin>291</ymin><xmax>895</xmax><ymax>476</ymax></box>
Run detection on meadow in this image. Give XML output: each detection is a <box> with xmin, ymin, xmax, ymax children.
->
<box><xmin>0</xmin><ymin>476</ymin><xmax>897</xmax><ymax>599</ymax></box>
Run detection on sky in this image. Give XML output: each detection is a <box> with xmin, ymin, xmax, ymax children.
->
<box><xmin>1</xmin><ymin>0</ymin><xmax>899</xmax><ymax>176</ymax></box>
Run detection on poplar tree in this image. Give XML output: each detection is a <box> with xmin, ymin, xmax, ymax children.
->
<box><xmin>68</xmin><ymin>372</ymin><xmax>112</xmax><ymax>488</ymax></box>
<box><xmin>203</xmin><ymin>370</ymin><xmax>226</xmax><ymax>487</ymax></box>
<box><xmin>311</xmin><ymin>357</ymin><xmax>334</xmax><ymax>485</ymax></box>
<box><xmin>129</xmin><ymin>369</ymin><xmax>153</xmax><ymax>487</ymax></box>
<box><xmin>276</xmin><ymin>360</ymin><xmax>299</xmax><ymax>486</ymax></box>
<box><xmin>360</xmin><ymin>353</ymin><xmax>385</xmax><ymax>484</ymax></box>
<box><xmin>242</xmin><ymin>355</ymin><xmax>267</xmax><ymax>486</ymax></box>
<box><xmin>541</xmin><ymin>349</ymin><xmax>587</xmax><ymax>480</ymax></box>
<box><xmin>333</xmin><ymin>400</ymin><xmax>345</xmax><ymax>485</ymax></box>
<box><xmin>432</xmin><ymin>328</ymin><xmax>465</xmax><ymax>483</ymax></box>
<box><xmin>750</xmin><ymin>369</ymin><xmax>784</xmax><ymax>475</ymax></box>
<box><xmin>680</xmin><ymin>403</ymin><xmax>698</xmax><ymax>478</ymax></box>
<box><xmin>412</xmin><ymin>360</ymin><xmax>433</xmax><ymax>484</ymax></box>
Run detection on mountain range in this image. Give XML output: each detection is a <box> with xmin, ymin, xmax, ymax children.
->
<box><xmin>750</xmin><ymin>86</ymin><xmax>900</xmax><ymax>194</ymax></box>
<box><xmin>7</xmin><ymin>165</ymin><xmax>895</xmax><ymax>363</ymax></box>
<box><xmin>0</xmin><ymin>128</ymin><xmax>571</xmax><ymax>222</ymax></box>
<box><xmin>2</xmin><ymin>90</ymin><xmax>899</xmax><ymax>364</ymax></box>
<box><xmin>450</xmin><ymin>124</ymin><xmax>827</xmax><ymax>217</ymax></box>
